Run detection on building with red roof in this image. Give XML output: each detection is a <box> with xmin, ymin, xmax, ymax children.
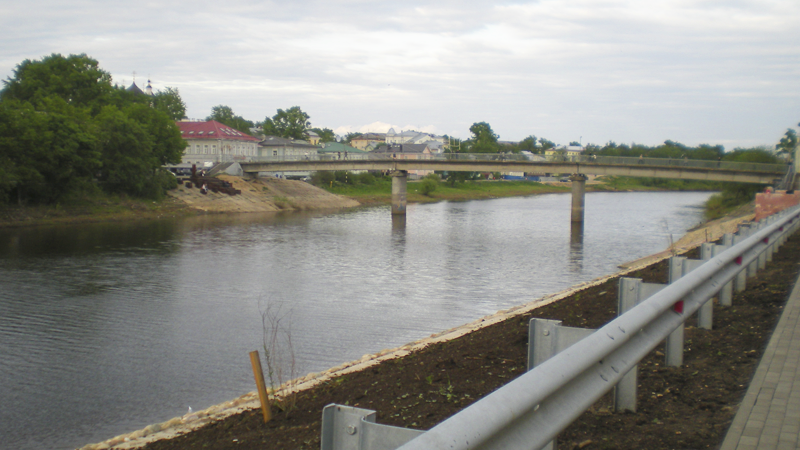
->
<box><xmin>176</xmin><ymin>120</ymin><xmax>260</xmax><ymax>167</ymax></box>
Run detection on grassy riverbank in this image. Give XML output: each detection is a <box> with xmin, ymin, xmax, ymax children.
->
<box><xmin>326</xmin><ymin>179</ymin><xmax>572</xmax><ymax>205</ymax></box>
<box><xmin>322</xmin><ymin>175</ymin><xmax>724</xmax><ymax>214</ymax></box>
<box><xmin>0</xmin><ymin>174</ymin><xmax>729</xmax><ymax>229</ymax></box>
<box><xmin>0</xmin><ymin>194</ymin><xmax>194</xmax><ymax>229</ymax></box>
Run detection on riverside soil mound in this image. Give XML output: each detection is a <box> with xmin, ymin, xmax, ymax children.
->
<box><xmin>167</xmin><ymin>175</ymin><xmax>359</xmax><ymax>213</ymax></box>
<box><xmin>103</xmin><ymin>232</ymin><xmax>800</xmax><ymax>450</ymax></box>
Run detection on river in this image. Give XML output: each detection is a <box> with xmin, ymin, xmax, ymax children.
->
<box><xmin>0</xmin><ymin>191</ymin><xmax>713</xmax><ymax>449</ymax></box>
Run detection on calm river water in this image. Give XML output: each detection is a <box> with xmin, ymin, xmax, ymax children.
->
<box><xmin>0</xmin><ymin>191</ymin><xmax>713</xmax><ymax>449</ymax></box>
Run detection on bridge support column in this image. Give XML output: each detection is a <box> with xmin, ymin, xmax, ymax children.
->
<box><xmin>391</xmin><ymin>171</ymin><xmax>408</xmax><ymax>215</ymax></box>
<box><xmin>570</xmin><ymin>174</ymin><xmax>588</xmax><ymax>224</ymax></box>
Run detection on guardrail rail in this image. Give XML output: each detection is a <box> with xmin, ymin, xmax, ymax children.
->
<box><xmin>320</xmin><ymin>206</ymin><xmax>800</xmax><ymax>450</ymax></box>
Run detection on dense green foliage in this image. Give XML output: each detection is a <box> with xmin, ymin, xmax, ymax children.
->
<box><xmin>0</xmin><ymin>54</ymin><xmax>186</xmax><ymax>205</ymax></box>
<box><xmin>262</xmin><ymin>106</ymin><xmax>311</xmax><ymax>140</ymax></box>
<box><xmin>309</xmin><ymin>170</ymin><xmax>387</xmax><ymax>188</ymax></box>
<box><xmin>152</xmin><ymin>87</ymin><xmax>186</xmax><ymax>120</ymax></box>
<box><xmin>776</xmin><ymin>124</ymin><xmax>798</xmax><ymax>156</ymax></box>
<box><xmin>597</xmin><ymin>176</ymin><xmax>722</xmax><ymax>191</ymax></box>
<box><xmin>207</xmin><ymin>105</ymin><xmax>254</xmax><ymax>135</ymax></box>
<box><xmin>419</xmin><ymin>174</ymin><xmax>439</xmax><ymax>196</ymax></box>
<box><xmin>309</xmin><ymin>127</ymin><xmax>336</xmax><ymax>143</ymax></box>
<box><xmin>467</xmin><ymin>122</ymin><xmax>500</xmax><ymax>153</ymax></box>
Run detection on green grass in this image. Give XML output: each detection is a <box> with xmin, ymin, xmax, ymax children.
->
<box><xmin>323</xmin><ymin>179</ymin><xmax>570</xmax><ymax>205</ymax></box>
<box><xmin>594</xmin><ymin>175</ymin><xmax>721</xmax><ymax>191</ymax></box>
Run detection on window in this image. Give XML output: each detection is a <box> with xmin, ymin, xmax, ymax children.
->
<box><xmin>204</xmin><ymin>144</ymin><xmax>209</xmax><ymax>154</ymax></box>
<box><xmin>273</xmin><ymin>150</ymin><xmax>278</xmax><ymax>156</ymax></box>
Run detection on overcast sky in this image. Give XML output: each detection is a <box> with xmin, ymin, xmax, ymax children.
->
<box><xmin>2</xmin><ymin>0</ymin><xmax>798</xmax><ymax>149</ymax></box>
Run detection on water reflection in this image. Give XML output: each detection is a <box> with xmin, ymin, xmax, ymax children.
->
<box><xmin>569</xmin><ymin>222</ymin><xmax>584</xmax><ymax>273</ymax></box>
<box><xmin>0</xmin><ymin>192</ymin><xmax>715</xmax><ymax>450</ymax></box>
<box><xmin>392</xmin><ymin>214</ymin><xmax>407</xmax><ymax>235</ymax></box>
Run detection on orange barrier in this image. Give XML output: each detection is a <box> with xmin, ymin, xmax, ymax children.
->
<box><xmin>756</xmin><ymin>190</ymin><xmax>800</xmax><ymax>221</ymax></box>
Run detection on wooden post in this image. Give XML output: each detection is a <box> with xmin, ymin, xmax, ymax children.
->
<box><xmin>249</xmin><ymin>350</ymin><xmax>272</xmax><ymax>423</ymax></box>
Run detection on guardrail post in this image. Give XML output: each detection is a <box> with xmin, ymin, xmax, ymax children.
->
<box><xmin>616</xmin><ymin>278</ymin><xmax>640</xmax><ymax>413</ymax></box>
<box><xmin>529</xmin><ymin>318</ymin><xmax>595</xmax><ymax>450</ymax></box>
<box><xmin>666</xmin><ymin>256</ymin><xmax>686</xmax><ymax>367</ymax></box>
<box><xmin>739</xmin><ymin>224</ymin><xmax>760</xmax><ymax>278</ymax></box>
<box><xmin>733</xmin><ymin>233</ymin><xmax>748</xmax><ymax>293</ymax></box>
<box><xmin>615</xmin><ymin>277</ymin><xmax>664</xmax><ymax>411</ymax></box>
<box><xmin>697</xmin><ymin>244</ymin><xmax>715</xmax><ymax>330</ymax></box>
<box><xmin>719</xmin><ymin>234</ymin><xmax>734</xmax><ymax>306</ymax></box>
<box><xmin>758</xmin><ymin>235</ymin><xmax>768</xmax><ymax>270</ymax></box>
<box><xmin>765</xmin><ymin>217</ymin><xmax>776</xmax><ymax>263</ymax></box>
<box><xmin>320</xmin><ymin>405</ymin><xmax>424</xmax><ymax>450</ymax></box>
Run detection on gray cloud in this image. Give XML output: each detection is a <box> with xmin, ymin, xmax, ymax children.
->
<box><xmin>1</xmin><ymin>0</ymin><xmax>798</xmax><ymax>148</ymax></box>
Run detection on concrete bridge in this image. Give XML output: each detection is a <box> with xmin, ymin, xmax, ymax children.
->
<box><xmin>239</xmin><ymin>154</ymin><xmax>791</xmax><ymax>226</ymax></box>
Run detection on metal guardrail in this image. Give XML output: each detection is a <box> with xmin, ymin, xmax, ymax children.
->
<box><xmin>321</xmin><ymin>206</ymin><xmax>800</xmax><ymax>450</ymax></box>
<box><xmin>242</xmin><ymin>153</ymin><xmax>787</xmax><ymax>174</ymax></box>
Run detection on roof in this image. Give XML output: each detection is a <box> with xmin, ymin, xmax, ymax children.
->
<box><xmin>176</xmin><ymin>120</ymin><xmax>260</xmax><ymax>142</ymax></box>
<box><xmin>351</xmin><ymin>133</ymin><xmax>386</xmax><ymax>141</ymax></box>
<box><xmin>319</xmin><ymin>142</ymin><xmax>367</xmax><ymax>153</ymax></box>
<box><xmin>259</xmin><ymin>135</ymin><xmax>319</xmax><ymax>148</ymax></box>
<box><xmin>127</xmin><ymin>82</ymin><xmax>146</xmax><ymax>95</ymax></box>
<box><xmin>372</xmin><ymin>143</ymin><xmax>428</xmax><ymax>154</ymax></box>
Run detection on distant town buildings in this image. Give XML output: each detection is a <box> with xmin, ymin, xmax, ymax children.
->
<box><xmin>176</xmin><ymin>120</ymin><xmax>260</xmax><ymax>167</ymax></box>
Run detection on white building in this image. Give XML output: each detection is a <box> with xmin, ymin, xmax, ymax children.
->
<box><xmin>177</xmin><ymin>120</ymin><xmax>260</xmax><ymax>167</ymax></box>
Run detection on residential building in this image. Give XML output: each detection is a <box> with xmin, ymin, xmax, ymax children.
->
<box><xmin>350</xmin><ymin>133</ymin><xmax>386</xmax><ymax>150</ymax></box>
<box><xmin>319</xmin><ymin>142</ymin><xmax>369</xmax><ymax>160</ymax></box>
<box><xmin>385</xmin><ymin>128</ymin><xmax>448</xmax><ymax>148</ymax></box>
<box><xmin>177</xmin><ymin>120</ymin><xmax>261</xmax><ymax>167</ymax></box>
<box><xmin>306</xmin><ymin>130</ymin><xmax>321</xmax><ymax>146</ymax></box>
<box><xmin>545</xmin><ymin>145</ymin><xmax>585</xmax><ymax>160</ymax></box>
<box><xmin>259</xmin><ymin>136</ymin><xmax>320</xmax><ymax>160</ymax></box>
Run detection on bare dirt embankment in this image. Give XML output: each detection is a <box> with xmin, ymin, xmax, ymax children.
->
<box><xmin>168</xmin><ymin>175</ymin><xmax>359</xmax><ymax>213</ymax></box>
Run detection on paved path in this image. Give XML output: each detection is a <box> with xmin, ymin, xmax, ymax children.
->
<box><xmin>721</xmin><ymin>271</ymin><xmax>800</xmax><ymax>450</ymax></box>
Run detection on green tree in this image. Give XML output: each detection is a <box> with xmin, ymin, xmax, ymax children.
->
<box><xmin>344</xmin><ymin>132</ymin><xmax>363</xmax><ymax>144</ymax></box>
<box><xmin>419</xmin><ymin>175</ymin><xmax>439</xmax><ymax>196</ymax></box>
<box><xmin>263</xmin><ymin>106</ymin><xmax>310</xmax><ymax>140</ymax></box>
<box><xmin>0</xmin><ymin>98</ymin><xmax>101</xmax><ymax>204</ymax></box>
<box><xmin>538</xmin><ymin>138</ymin><xmax>556</xmax><ymax>151</ymax></box>
<box><xmin>1</xmin><ymin>53</ymin><xmax>112</xmax><ymax>111</ymax></box>
<box><xmin>152</xmin><ymin>87</ymin><xmax>186</xmax><ymax>121</ymax></box>
<box><xmin>518</xmin><ymin>135</ymin><xmax>538</xmax><ymax>152</ymax></box>
<box><xmin>776</xmin><ymin>125</ymin><xmax>798</xmax><ymax>155</ymax></box>
<box><xmin>468</xmin><ymin>122</ymin><xmax>500</xmax><ymax>153</ymax></box>
<box><xmin>0</xmin><ymin>53</ymin><xmax>186</xmax><ymax>204</ymax></box>
<box><xmin>310</xmin><ymin>127</ymin><xmax>336</xmax><ymax>143</ymax></box>
<box><xmin>207</xmin><ymin>105</ymin><xmax>253</xmax><ymax>135</ymax></box>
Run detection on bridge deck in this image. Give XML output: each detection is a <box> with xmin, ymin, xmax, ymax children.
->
<box><xmin>238</xmin><ymin>155</ymin><xmax>787</xmax><ymax>184</ymax></box>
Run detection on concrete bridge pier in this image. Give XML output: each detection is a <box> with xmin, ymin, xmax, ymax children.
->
<box><xmin>570</xmin><ymin>174</ymin><xmax>588</xmax><ymax>224</ymax></box>
<box><xmin>391</xmin><ymin>170</ymin><xmax>408</xmax><ymax>215</ymax></box>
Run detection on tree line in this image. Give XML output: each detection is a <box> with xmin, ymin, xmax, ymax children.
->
<box><xmin>206</xmin><ymin>104</ymin><xmax>336</xmax><ymax>143</ymax></box>
<box><xmin>2</xmin><ymin>53</ymin><xmax>795</xmax><ymax>208</ymax></box>
<box><xmin>0</xmin><ymin>54</ymin><xmax>188</xmax><ymax>205</ymax></box>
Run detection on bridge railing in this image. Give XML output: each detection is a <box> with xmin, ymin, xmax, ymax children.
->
<box><xmin>242</xmin><ymin>153</ymin><xmax>786</xmax><ymax>173</ymax></box>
